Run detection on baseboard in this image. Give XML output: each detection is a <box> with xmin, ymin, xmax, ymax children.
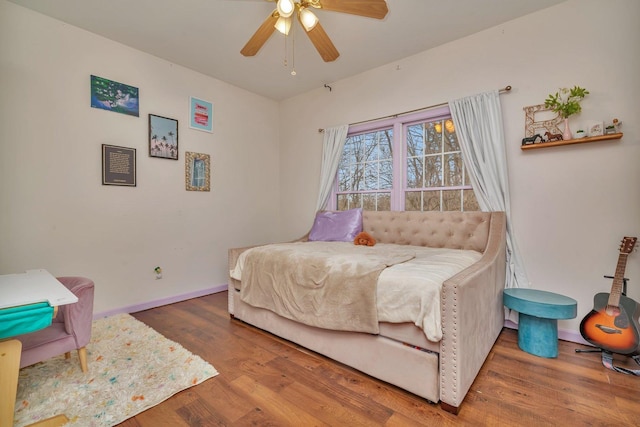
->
<box><xmin>94</xmin><ymin>284</ymin><xmax>228</xmax><ymax>319</ymax></box>
<box><xmin>504</xmin><ymin>320</ymin><xmax>593</xmax><ymax>347</ymax></box>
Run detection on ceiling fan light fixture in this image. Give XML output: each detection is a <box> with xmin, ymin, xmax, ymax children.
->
<box><xmin>242</xmin><ymin>0</ymin><xmax>388</xmax><ymax>62</ymax></box>
<box><xmin>276</xmin><ymin>0</ymin><xmax>295</xmax><ymax>18</ymax></box>
<box><xmin>274</xmin><ymin>16</ymin><xmax>292</xmax><ymax>35</ymax></box>
<box><xmin>299</xmin><ymin>7</ymin><xmax>319</xmax><ymax>31</ymax></box>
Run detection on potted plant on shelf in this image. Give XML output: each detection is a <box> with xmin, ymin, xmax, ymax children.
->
<box><xmin>544</xmin><ymin>86</ymin><xmax>589</xmax><ymax>140</ymax></box>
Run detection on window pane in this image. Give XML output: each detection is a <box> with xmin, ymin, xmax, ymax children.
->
<box><xmin>338</xmin><ymin>163</ymin><xmax>351</xmax><ymax>191</ymax></box>
<box><xmin>407</xmin><ymin>124</ymin><xmax>424</xmax><ymax>157</ymax></box>
<box><xmin>379</xmin><ymin>160</ymin><xmax>393</xmax><ymax>189</ymax></box>
<box><xmin>442</xmin><ymin>190</ymin><xmax>461</xmax><ymax>211</ymax></box>
<box><xmin>346</xmin><ymin>164</ymin><xmax>358</xmax><ymax>191</ymax></box>
<box><xmin>337</xmin><ymin>194</ymin><xmax>349</xmax><ymax>210</ymax></box>
<box><xmin>342</xmin><ymin>138</ymin><xmax>359</xmax><ymax>164</ymax></box>
<box><xmin>463</xmin><ymin>189</ymin><xmax>480</xmax><ymax>211</ymax></box>
<box><xmin>424</xmin><ymin>191</ymin><xmax>441</xmax><ymax>211</ymax></box>
<box><xmin>444</xmin><ymin>119</ymin><xmax>459</xmax><ymax>152</ymax></box>
<box><xmin>364</xmin><ymin>163</ymin><xmax>378</xmax><ymax>190</ymax></box>
<box><xmin>444</xmin><ymin>153</ymin><xmax>463</xmax><ymax>187</ymax></box>
<box><xmin>362</xmin><ymin>193</ymin><xmax>376</xmax><ymax>211</ymax></box>
<box><xmin>406</xmin><ymin>157</ymin><xmax>422</xmax><ymax>188</ymax></box>
<box><xmin>424</xmin><ymin>121</ymin><xmax>441</xmax><ymax>155</ymax></box>
<box><xmin>365</xmin><ymin>134</ymin><xmax>378</xmax><ymax>161</ymax></box>
<box><xmin>377</xmin><ymin>193</ymin><xmax>391</xmax><ymax>211</ymax></box>
<box><xmin>405</xmin><ymin>191</ymin><xmax>421</xmax><ymax>211</ymax></box>
<box><xmin>464</xmin><ymin>167</ymin><xmax>471</xmax><ymax>186</ymax></box>
<box><xmin>353</xmin><ymin>163</ymin><xmax>365</xmax><ymax>191</ymax></box>
<box><xmin>425</xmin><ymin>155</ymin><xmax>442</xmax><ymax>187</ymax></box>
<box><xmin>359</xmin><ymin>130</ymin><xmax>393</xmax><ymax>161</ymax></box>
<box><xmin>380</xmin><ymin>129</ymin><xmax>393</xmax><ymax>158</ymax></box>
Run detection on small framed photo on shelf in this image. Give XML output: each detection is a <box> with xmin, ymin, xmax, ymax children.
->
<box><xmin>149</xmin><ymin>114</ymin><xmax>178</xmax><ymax>160</ymax></box>
<box><xmin>189</xmin><ymin>97</ymin><xmax>213</xmax><ymax>133</ymax></box>
<box><xmin>185</xmin><ymin>151</ymin><xmax>211</xmax><ymax>192</ymax></box>
<box><xmin>588</xmin><ymin>121</ymin><xmax>604</xmax><ymax>137</ymax></box>
<box><xmin>102</xmin><ymin>144</ymin><xmax>136</xmax><ymax>186</ymax></box>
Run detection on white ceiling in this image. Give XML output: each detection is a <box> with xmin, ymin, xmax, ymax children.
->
<box><xmin>9</xmin><ymin>0</ymin><xmax>566</xmax><ymax>101</ymax></box>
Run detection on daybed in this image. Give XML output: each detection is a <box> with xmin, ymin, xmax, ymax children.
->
<box><xmin>228</xmin><ymin>210</ymin><xmax>506</xmax><ymax>414</ymax></box>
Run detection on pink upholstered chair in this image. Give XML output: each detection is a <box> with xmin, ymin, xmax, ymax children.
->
<box><xmin>14</xmin><ymin>276</ymin><xmax>94</xmax><ymax>372</ymax></box>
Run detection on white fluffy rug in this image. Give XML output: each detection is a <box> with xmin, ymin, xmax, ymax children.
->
<box><xmin>13</xmin><ymin>313</ymin><xmax>218</xmax><ymax>426</ymax></box>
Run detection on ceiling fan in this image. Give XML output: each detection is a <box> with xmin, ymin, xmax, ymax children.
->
<box><xmin>241</xmin><ymin>0</ymin><xmax>389</xmax><ymax>62</ymax></box>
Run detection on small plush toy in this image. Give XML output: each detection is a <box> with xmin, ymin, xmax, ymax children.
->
<box><xmin>354</xmin><ymin>231</ymin><xmax>376</xmax><ymax>246</ymax></box>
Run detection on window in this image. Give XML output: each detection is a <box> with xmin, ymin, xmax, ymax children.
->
<box><xmin>336</xmin><ymin>129</ymin><xmax>393</xmax><ymax>211</ymax></box>
<box><xmin>332</xmin><ymin>107</ymin><xmax>478</xmax><ymax>212</ymax></box>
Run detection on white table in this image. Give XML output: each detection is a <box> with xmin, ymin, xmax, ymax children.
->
<box><xmin>0</xmin><ymin>269</ymin><xmax>78</xmax><ymax>309</ymax></box>
<box><xmin>0</xmin><ymin>269</ymin><xmax>78</xmax><ymax>427</ymax></box>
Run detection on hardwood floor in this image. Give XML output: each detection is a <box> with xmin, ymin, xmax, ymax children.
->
<box><xmin>122</xmin><ymin>291</ymin><xmax>640</xmax><ymax>426</ymax></box>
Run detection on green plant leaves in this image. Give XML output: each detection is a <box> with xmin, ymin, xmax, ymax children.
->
<box><xmin>544</xmin><ymin>86</ymin><xmax>589</xmax><ymax>119</ymax></box>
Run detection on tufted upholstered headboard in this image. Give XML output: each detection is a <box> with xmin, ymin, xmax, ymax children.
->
<box><xmin>361</xmin><ymin>211</ymin><xmax>496</xmax><ymax>253</ymax></box>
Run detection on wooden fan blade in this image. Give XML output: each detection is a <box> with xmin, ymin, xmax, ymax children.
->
<box><xmin>240</xmin><ymin>11</ymin><xmax>278</xmax><ymax>57</ymax></box>
<box><xmin>303</xmin><ymin>21</ymin><xmax>339</xmax><ymax>62</ymax></box>
<box><xmin>318</xmin><ymin>0</ymin><xmax>388</xmax><ymax>19</ymax></box>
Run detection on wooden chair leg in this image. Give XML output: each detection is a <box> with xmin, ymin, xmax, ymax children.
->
<box><xmin>0</xmin><ymin>339</ymin><xmax>22</xmax><ymax>427</ymax></box>
<box><xmin>78</xmin><ymin>347</ymin><xmax>88</xmax><ymax>373</ymax></box>
<box><xmin>64</xmin><ymin>352</ymin><xmax>71</xmax><ymax>360</ymax></box>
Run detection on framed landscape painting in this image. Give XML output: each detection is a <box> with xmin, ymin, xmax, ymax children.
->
<box><xmin>149</xmin><ymin>114</ymin><xmax>178</xmax><ymax>160</ymax></box>
<box><xmin>90</xmin><ymin>75</ymin><xmax>139</xmax><ymax>117</ymax></box>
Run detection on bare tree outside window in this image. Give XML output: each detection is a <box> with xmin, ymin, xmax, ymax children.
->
<box><xmin>337</xmin><ymin>129</ymin><xmax>393</xmax><ymax>211</ymax></box>
<box><xmin>405</xmin><ymin>119</ymin><xmax>478</xmax><ymax>212</ymax></box>
<box><xmin>334</xmin><ymin>114</ymin><xmax>478</xmax><ymax>212</ymax></box>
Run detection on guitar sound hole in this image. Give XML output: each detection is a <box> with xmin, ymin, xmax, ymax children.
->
<box><xmin>595</xmin><ymin>324</ymin><xmax>622</xmax><ymax>334</ymax></box>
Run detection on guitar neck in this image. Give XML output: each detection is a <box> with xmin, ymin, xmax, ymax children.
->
<box><xmin>608</xmin><ymin>253</ymin><xmax>629</xmax><ymax>307</ymax></box>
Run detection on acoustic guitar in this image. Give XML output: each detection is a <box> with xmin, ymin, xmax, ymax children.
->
<box><xmin>580</xmin><ymin>237</ymin><xmax>639</xmax><ymax>355</ymax></box>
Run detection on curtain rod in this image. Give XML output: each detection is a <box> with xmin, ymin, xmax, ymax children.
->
<box><xmin>318</xmin><ymin>85</ymin><xmax>512</xmax><ymax>133</ymax></box>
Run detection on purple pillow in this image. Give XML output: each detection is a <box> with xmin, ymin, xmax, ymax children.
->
<box><xmin>308</xmin><ymin>208</ymin><xmax>363</xmax><ymax>242</ymax></box>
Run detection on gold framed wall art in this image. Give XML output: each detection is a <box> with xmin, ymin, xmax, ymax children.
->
<box><xmin>185</xmin><ymin>151</ymin><xmax>210</xmax><ymax>191</ymax></box>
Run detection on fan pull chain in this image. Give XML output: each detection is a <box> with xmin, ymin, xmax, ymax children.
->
<box><xmin>283</xmin><ymin>27</ymin><xmax>288</xmax><ymax>68</ymax></box>
<box><xmin>290</xmin><ymin>20</ymin><xmax>296</xmax><ymax>76</ymax></box>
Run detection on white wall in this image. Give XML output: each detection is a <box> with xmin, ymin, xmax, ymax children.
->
<box><xmin>278</xmin><ymin>0</ymin><xmax>640</xmax><ymax>337</ymax></box>
<box><xmin>0</xmin><ymin>1</ymin><xmax>281</xmax><ymax>314</ymax></box>
<box><xmin>2</xmin><ymin>0</ymin><xmax>639</xmax><ymax>339</ymax></box>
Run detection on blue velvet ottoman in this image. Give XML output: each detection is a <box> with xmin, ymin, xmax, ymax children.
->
<box><xmin>503</xmin><ymin>288</ymin><xmax>577</xmax><ymax>358</ymax></box>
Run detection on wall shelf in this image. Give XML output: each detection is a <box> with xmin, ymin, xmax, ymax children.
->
<box><xmin>521</xmin><ymin>133</ymin><xmax>623</xmax><ymax>150</ymax></box>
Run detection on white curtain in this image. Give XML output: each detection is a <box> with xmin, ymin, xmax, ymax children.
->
<box><xmin>449</xmin><ymin>90</ymin><xmax>528</xmax><ymax>290</ymax></box>
<box><xmin>315</xmin><ymin>125</ymin><xmax>349</xmax><ymax>211</ymax></box>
